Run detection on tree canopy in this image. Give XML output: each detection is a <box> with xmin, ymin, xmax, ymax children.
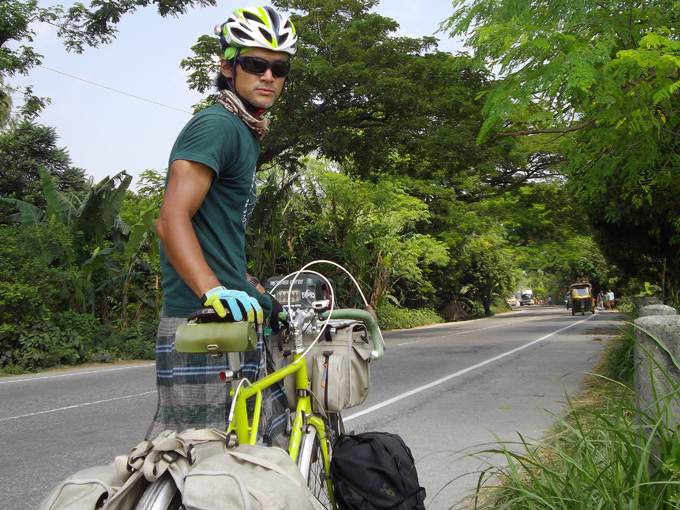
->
<box><xmin>0</xmin><ymin>121</ymin><xmax>88</xmax><ymax>208</ymax></box>
<box><xmin>443</xmin><ymin>0</ymin><xmax>680</xmax><ymax>293</ymax></box>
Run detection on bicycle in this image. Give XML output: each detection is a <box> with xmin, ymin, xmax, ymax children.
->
<box><xmin>135</xmin><ymin>260</ymin><xmax>384</xmax><ymax>510</ymax></box>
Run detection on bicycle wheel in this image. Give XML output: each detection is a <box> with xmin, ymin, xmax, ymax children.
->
<box><xmin>298</xmin><ymin>427</ymin><xmax>332</xmax><ymax>509</ymax></box>
<box><xmin>327</xmin><ymin>413</ymin><xmax>345</xmax><ymax>443</ymax></box>
<box><xmin>135</xmin><ymin>473</ymin><xmax>183</xmax><ymax>510</ymax></box>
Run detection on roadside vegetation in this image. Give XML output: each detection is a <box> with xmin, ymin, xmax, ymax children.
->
<box><xmin>458</xmin><ymin>298</ymin><xmax>680</xmax><ymax>509</ymax></box>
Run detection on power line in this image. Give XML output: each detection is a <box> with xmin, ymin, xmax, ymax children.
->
<box><xmin>37</xmin><ymin>65</ymin><xmax>193</xmax><ymax>114</ymax></box>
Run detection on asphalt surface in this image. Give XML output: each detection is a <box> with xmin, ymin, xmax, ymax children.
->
<box><xmin>0</xmin><ymin>306</ymin><xmax>626</xmax><ymax>509</ymax></box>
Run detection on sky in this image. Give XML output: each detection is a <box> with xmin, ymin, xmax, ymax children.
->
<box><xmin>9</xmin><ymin>1</ymin><xmax>464</xmax><ymax>188</ymax></box>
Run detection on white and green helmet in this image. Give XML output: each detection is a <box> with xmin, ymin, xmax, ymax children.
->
<box><xmin>215</xmin><ymin>6</ymin><xmax>298</xmax><ymax>58</ymax></box>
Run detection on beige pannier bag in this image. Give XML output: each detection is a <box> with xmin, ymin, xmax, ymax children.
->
<box><xmin>183</xmin><ymin>444</ymin><xmax>324</xmax><ymax>510</ymax></box>
<box><xmin>33</xmin><ymin>428</ymin><xmax>229</xmax><ymax>510</ymax></box>
<box><xmin>32</xmin><ymin>462</ymin><xmax>145</xmax><ymax>510</ymax></box>
<box><xmin>272</xmin><ymin>319</ymin><xmax>373</xmax><ymax>412</ymax></box>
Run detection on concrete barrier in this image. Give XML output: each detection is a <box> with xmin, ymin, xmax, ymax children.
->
<box><xmin>639</xmin><ymin>304</ymin><xmax>678</xmax><ymax>317</ymax></box>
<box><xmin>634</xmin><ymin>305</ymin><xmax>680</xmax><ymax>467</ymax></box>
<box><xmin>633</xmin><ymin>296</ymin><xmax>662</xmax><ymax>310</ymax></box>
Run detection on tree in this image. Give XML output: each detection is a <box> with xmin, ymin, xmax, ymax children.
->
<box><xmin>443</xmin><ymin>0</ymin><xmax>680</xmax><ymax>294</ymax></box>
<box><xmin>249</xmin><ymin>159</ymin><xmax>449</xmax><ymax>305</ymax></box>
<box><xmin>457</xmin><ymin>232</ymin><xmax>515</xmax><ymax>303</ymax></box>
<box><xmin>0</xmin><ymin>121</ymin><xmax>79</xmax><ymax>208</ymax></box>
<box><xmin>1</xmin><ymin>166</ymin><xmax>137</xmax><ymax>315</ymax></box>
<box><xmin>114</xmin><ymin>171</ymin><xmax>165</xmax><ymax>324</ymax></box>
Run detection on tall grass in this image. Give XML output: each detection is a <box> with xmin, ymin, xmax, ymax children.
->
<box><xmin>459</xmin><ymin>329</ymin><xmax>680</xmax><ymax>509</ymax></box>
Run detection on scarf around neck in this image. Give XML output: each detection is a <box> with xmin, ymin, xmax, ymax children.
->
<box><xmin>216</xmin><ymin>89</ymin><xmax>270</xmax><ymax>140</ymax></box>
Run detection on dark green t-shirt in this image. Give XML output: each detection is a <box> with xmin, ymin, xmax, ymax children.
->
<box><xmin>160</xmin><ymin>104</ymin><xmax>272</xmax><ymax>317</ymax></box>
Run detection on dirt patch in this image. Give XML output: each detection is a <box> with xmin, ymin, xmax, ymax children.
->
<box><xmin>440</xmin><ymin>301</ymin><xmax>470</xmax><ymax>322</ymax></box>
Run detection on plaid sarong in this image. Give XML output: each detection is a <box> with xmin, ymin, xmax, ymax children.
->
<box><xmin>146</xmin><ymin>315</ymin><xmax>289</xmax><ymax>447</ymax></box>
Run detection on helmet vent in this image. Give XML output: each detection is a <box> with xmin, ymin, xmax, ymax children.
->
<box><xmin>259</xmin><ymin>27</ymin><xmax>273</xmax><ymax>44</ymax></box>
<box><xmin>232</xmin><ymin>27</ymin><xmax>255</xmax><ymax>42</ymax></box>
<box><xmin>243</xmin><ymin>11</ymin><xmax>263</xmax><ymax>23</ymax></box>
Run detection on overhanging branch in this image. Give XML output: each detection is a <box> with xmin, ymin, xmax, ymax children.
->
<box><xmin>498</xmin><ymin>117</ymin><xmax>597</xmax><ymax>137</ymax></box>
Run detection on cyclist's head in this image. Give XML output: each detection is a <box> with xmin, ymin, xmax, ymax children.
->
<box><xmin>214</xmin><ymin>6</ymin><xmax>297</xmax><ymax>112</ymax></box>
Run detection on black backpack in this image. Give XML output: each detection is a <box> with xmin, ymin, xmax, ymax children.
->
<box><xmin>330</xmin><ymin>432</ymin><xmax>426</xmax><ymax>510</ymax></box>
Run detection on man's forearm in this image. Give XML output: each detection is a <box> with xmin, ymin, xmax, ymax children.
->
<box><xmin>159</xmin><ymin>215</ymin><xmax>220</xmax><ymax>298</ymax></box>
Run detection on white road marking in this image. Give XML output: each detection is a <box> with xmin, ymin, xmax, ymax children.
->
<box><xmin>0</xmin><ymin>391</ymin><xmax>157</xmax><ymax>422</ymax></box>
<box><xmin>345</xmin><ymin>314</ymin><xmax>595</xmax><ymax>422</ymax></box>
<box><xmin>0</xmin><ymin>363</ymin><xmax>155</xmax><ymax>385</ymax></box>
<box><xmin>396</xmin><ymin>322</ymin><xmax>515</xmax><ymax>346</ymax></box>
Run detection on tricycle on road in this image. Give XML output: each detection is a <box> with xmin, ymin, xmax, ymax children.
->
<box><xmin>569</xmin><ymin>282</ymin><xmax>595</xmax><ymax>316</ymax></box>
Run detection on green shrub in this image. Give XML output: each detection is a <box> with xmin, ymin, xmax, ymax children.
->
<box><xmin>615</xmin><ymin>294</ymin><xmax>635</xmax><ymax>314</ymax></box>
<box><xmin>375</xmin><ymin>303</ymin><xmax>444</xmax><ymax>330</ymax></box>
<box><xmin>0</xmin><ymin>312</ymin><xmax>158</xmax><ymax>373</ymax></box>
<box><xmin>5</xmin><ymin>313</ymin><xmax>93</xmax><ymax>371</ymax></box>
<box><xmin>92</xmin><ymin>320</ymin><xmax>157</xmax><ymax>361</ymax></box>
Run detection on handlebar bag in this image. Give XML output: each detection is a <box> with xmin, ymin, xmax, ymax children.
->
<box><xmin>273</xmin><ymin>320</ymin><xmax>373</xmax><ymax>413</ymax></box>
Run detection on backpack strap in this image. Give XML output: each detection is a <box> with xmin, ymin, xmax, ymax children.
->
<box><xmin>124</xmin><ymin>428</ymin><xmax>230</xmax><ymax>496</ymax></box>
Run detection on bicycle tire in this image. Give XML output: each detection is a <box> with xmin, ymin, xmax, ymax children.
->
<box><xmin>298</xmin><ymin>427</ymin><xmax>332</xmax><ymax>509</ymax></box>
<box><xmin>135</xmin><ymin>473</ymin><xmax>183</xmax><ymax>510</ymax></box>
<box><xmin>327</xmin><ymin>413</ymin><xmax>345</xmax><ymax>443</ymax></box>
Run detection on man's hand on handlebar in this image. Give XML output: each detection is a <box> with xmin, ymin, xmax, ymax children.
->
<box><xmin>201</xmin><ymin>286</ymin><xmax>264</xmax><ymax>324</ymax></box>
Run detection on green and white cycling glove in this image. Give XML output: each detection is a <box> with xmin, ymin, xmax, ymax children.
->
<box><xmin>202</xmin><ymin>286</ymin><xmax>264</xmax><ymax>324</ymax></box>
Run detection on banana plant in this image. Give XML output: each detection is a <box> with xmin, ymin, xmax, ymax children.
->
<box><xmin>1</xmin><ymin>166</ymin><xmax>136</xmax><ymax>317</ymax></box>
<box><xmin>2</xmin><ymin>166</ymin><xmax>132</xmax><ymax>236</ymax></box>
<box><xmin>114</xmin><ymin>200</ymin><xmax>159</xmax><ymax>327</ymax></box>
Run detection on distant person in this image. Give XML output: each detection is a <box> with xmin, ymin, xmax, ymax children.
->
<box><xmin>607</xmin><ymin>289</ymin><xmax>615</xmax><ymax>310</ymax></box>
<box><xmin>597</xmin><ymin>291</ymin><xmax>604</xmax><ymax>310</ymax></box>
<box><xmin>603</xmin><ymin>290</ymin><xmax>610</xmax><ymax>311</ymax></box>
<box><xmin>548</xmin><ymin>296</ymin><xmax>552</xmax><ymax>305</ymax></box>
<box><xmin>482</xmin><ymin>296</ymin><xmax>491</xmax><ymax>317</ymax></box>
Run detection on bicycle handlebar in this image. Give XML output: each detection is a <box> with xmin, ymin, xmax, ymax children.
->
<box><xmin>321</xmin><ymin>308</ymin><xmax>384</xmax><ymax>360</ymax></box>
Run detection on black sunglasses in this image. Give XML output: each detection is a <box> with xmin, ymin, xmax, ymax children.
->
<box><xmin>235</xmin><ymin>56</ymin><xmax>290</xmax><ymax>78</ymax></box>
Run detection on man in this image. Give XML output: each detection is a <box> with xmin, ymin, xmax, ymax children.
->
<box><xmin>146</xmin><ymin>6</ymin><xmax>297</xmax><ymax>445</ymax></box>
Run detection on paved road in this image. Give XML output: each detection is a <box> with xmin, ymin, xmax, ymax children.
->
<box><xmin>0</xmin><ymin>306</ymin><xmax>625</xmax><ymax>509</ymax></box>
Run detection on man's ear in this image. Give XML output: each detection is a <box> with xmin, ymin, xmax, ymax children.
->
<box><xmin>220</xmin><ymin>58</ymin><xmax>233</xmax><ymax>79</ymax></box>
